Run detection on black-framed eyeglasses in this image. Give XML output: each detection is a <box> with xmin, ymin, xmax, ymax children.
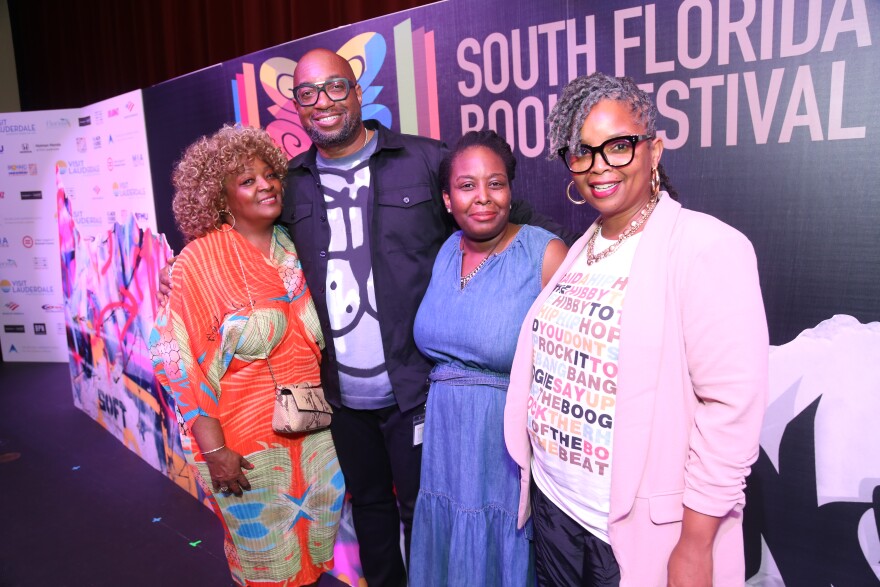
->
<box><xmin>291</xmin><ymin>78</ymin><xmax>356</xmax><ymax>107</ymax></box>
<box><xmin>558</xmin><ymin>134</ymin><xmax>654</xmax><ymax>174</ymax></box>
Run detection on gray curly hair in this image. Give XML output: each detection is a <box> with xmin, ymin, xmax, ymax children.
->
<box><xmin>547</xmin><ymin>72</ymin><xmax>677</xmax><ymax>198</ymax></box>
<box><xmin>547</xmin><ymin>72</ymin><xmax>657</xmax><ymax>159</ymax></box>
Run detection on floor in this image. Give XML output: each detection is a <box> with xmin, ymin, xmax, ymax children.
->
<box><xmin>0</xmin><ymin>362</ymin><xmax>344</xmax><ymax>587</ymax></box>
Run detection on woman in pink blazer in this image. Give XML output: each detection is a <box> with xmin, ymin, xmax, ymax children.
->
<box><xmin>503</xmin><ymin>73</ymin><xmax>768</xmax><ymax>586</ymax></box>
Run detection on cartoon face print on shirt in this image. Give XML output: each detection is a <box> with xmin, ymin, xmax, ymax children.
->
<box><xmin>318</xmin><ymin>157</ymin><xmax>389</xmax><ymax>386</ymax></box>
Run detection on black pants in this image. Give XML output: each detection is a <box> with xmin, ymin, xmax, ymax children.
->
<box><xmin>531</xmin><ymin>482</ymin><xmax>621</xmax><ymax>587</ymax></box>
<box><xmin>330</xmin><ymin>402</ymin><xmax>424</xmax><ymax>587</ymax></box>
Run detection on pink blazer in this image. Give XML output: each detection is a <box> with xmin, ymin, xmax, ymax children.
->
<box><xmin>504</xmin><ymin>195</ymin><xmax>768</xmax><ymax>586</ymax></box>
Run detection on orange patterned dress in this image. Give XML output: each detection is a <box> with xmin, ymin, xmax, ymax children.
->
<box><xmin>151</xmin><ymin>226</ymin><xmax>343</xmax><ymax>587</ymax></box>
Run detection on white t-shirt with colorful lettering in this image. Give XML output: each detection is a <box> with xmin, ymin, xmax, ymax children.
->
<box><xmin>528</xmin><ymin>231</ymin><xmax>641</xmax><ymax>543</ymax></box>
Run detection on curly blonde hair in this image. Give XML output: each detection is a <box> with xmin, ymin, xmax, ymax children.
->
<box><xmin>171</xmin><ymin>124</ymin><xmax>289</xmax><ymax>242</ymax></box>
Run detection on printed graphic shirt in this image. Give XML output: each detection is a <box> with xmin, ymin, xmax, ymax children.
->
<box><xmin>529</xmin><ymin>231</ymin><xmax>641</xmax><ymax>542</ymax></box>
<box><xmin>315</xmin><ymin>132</ymin><xmax>394</xmax><ymax>409</ymax></box>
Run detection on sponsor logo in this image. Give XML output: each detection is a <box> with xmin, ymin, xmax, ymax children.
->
<box><xmin>7</xmin><ymin>164</ymin><xmax>28</xmax><ymax>176</ymax></box>
<box><xmin>0</xmin><ymin>191</ymin><xmax>4</xmax><ymax>198</ymax></box>
<box><xmin>106</xmin><ymin>157</ymin><xmax>126</xmax><ymax>171</ymax></box>
<box><xmin>0</xmin><ymin>237</ymin><xmax>8</xmax><ymax>248</ymax></box>
<box><xmin>72</xmin><ymin>210</ymin><xmax>103</xmax><ymax>227</ymax></box>
<box><xmin>0</xmin><ymin>145</ymin><xmax>4</xmax><ymax>153</ymax></box>
<box><xmin>57</xmin><ymin>159</ymin><xmax>100</xmax><ymax>176</ymax></box>
<box><xmin>0</xmin><ymin>119</ymin><xmax>37</xmax><ymax>134</ymax></box>
<box><xmin>93</xmin><ymin>111</ymin><xmax>103</xmax><ymax>125</ymax></box>
<box><xmin>4</xmin><ymin>324</ymin><xmax>24</xmax><ymax>333</ymax></box>
<box><xmin>2</xmin><ymin>216</ymin><xmax>39</xmax><ymax>225</ymax></box>
<box><xmin>131</xmin><ymin>153</ymin><xmax>144</xmax><ymax>167</ymax></box>
<box><xmin>134</xmin><ymin>211</ymin><xmax>150</xmax><ymax>224</ymax></box>
<box><xmin>106</xmin><ymin>211</ymin><xmax>116</xmax><ymax>224</ymax></box>
<box><xmin>42</xmin><ymin>303</ymin><xmax>63</xmax><ymax>313</ymax></box>
<box><xmin>107</xmin><ymin>130</ymin><xmax>139</xmax><ymax>144</ymax></box>
<box><xmin>0</xmin><ymin>279</ymin><xmax>54</xmax><ymax>296</ymax></box>
<box><xmin>0</xmin><ymin>258</ymin><xmax>16</xmax><ymax>268</ymax></box>
<box><xmin>78</xmin><ymin>116</ymin><xmax>91</xmax><ymax>127</ymax></box>
<box><xmin>35</xmin><ymin>142</ymin><xmax>61</xmax><ymax>152</ymax></box>
<box><xmin>108</xmin><ymin>107</ymin><xmax>120</xmax><ymax>118</ymax></box>
<box><xmin>33</xmin><ymin>323</ymin><xmax>47</xmax><ymax>335</ymax></box>
<box><xmin>20</xmin><ymin>143</ymin><xmax>31</xmax><ymax>153</ymax></box>
<box><xmin>20</xmin><ymin>236</ymin><xmax>54</xmax><ymax>248</ymax></box>
<box><xmin>28</xmin><ymin>164</ymin><xmax>36</xmax><ymax>175</ymax></box>
<box><xmin>8</xmin><ymin>344</ymin><xmax>17</xmax><ymax>353</ymax></box>
<box><xmin>126</xmin><ymin>101</ymin><xmax>135</xmax><ymax>112</ymax></box>
<box><xmin>45</xmin><ymin>118</ymin><xmax>71</xmax><ymax>129</ymax></box>
<box><xmin>5</xmin><ymin>301</ymin><xmax>20</xmax><ymax>311</ymax></box>
<box><xmin>33</xmin><ymin>257</ymin><xmax>48</xmax><ymax>270</ymax></box>
<box><xmin>76</xmin><ymin>137</ymin><xmax>87</xmax><ymax>152</ymax></box>
<box><xmin>93</xmin><ymin>185</ymin><xmax>101</xmax><ymax>196</ymax></box>
<box><xmin>20</xmin><ymin>191</ymin><xmax>42</xmax><ymax>200</ymax></box>
<box><xmin>112</xmin><ymin>181</ymin><xmax>146</xmax><ymax>198</ymax></box>
<box><xmin>92</xmin><ymin>135</ymin><xmax>101</xmax><ymax>149</ymax></box>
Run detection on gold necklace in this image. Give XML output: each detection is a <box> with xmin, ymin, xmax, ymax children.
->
<box><xmin>586</xmin><ymin>194</ymin><xmax>659</xmax><ymax>265</ymax></box>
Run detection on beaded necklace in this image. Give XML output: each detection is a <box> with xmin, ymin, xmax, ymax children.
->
<box><xmin>586</xmin><ymin>193</ymin><xmax>659</xmax><ymax>265</ymax></box>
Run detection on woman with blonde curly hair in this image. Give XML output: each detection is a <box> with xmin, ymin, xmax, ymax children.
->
<box><xmin>151</xmin><ymin>124</ymin><xmax>343</xmax><ymax>587</ymax></box>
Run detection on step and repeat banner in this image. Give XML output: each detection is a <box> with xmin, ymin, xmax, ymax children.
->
<box><xmin>0</xmin><ymin>0</ymin><xmax>875</xmax><ymax>584</ymax></box>
<box><xmin>0</xmin><ymin>108</ymin><xmax>77</xmax><ymax>361</ymax></box>
<box><xmin>0</xmin><ymin>91</ymin><xmax>157</xmax><ymax>362</ymax></box>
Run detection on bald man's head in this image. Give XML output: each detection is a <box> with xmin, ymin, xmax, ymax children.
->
<box><xmin>291</xmin><ymin>49</ymin><xmax>365</xmax><ymax>157</ymax></box>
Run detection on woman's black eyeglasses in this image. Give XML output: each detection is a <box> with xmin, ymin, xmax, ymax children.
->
<box><xmin>558</xmin><ymin>134</ymin><xmax>654</xmax><ymax>174</ymax></box>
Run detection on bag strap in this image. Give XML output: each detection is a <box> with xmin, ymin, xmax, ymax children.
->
<box><xmin>227</xmin><ymin>231</ymin><xmax>281</xmax><ymax>390</ymax></box>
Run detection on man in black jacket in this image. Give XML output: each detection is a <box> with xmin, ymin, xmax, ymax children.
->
<box><xmin>286</xmin><ymin>48</ymin><xmax>573</xmax><ymax>585</ymax></box>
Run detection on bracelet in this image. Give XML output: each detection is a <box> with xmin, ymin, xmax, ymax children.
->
<box><xmin>201</xmin><ymin>444</ymin><xmax>226</xmax><ymax>455</ymax></box>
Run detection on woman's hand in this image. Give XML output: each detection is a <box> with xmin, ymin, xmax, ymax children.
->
<box><xmin>190</xmin><ymin>416</ymin><xmax>253</xmax><ymax>497</ymax></box>
<box><xmin>157</xmin><ymin>256</ymin><xmax>177</xmax><ymax>305</ymax></box>
<box><xmin>667</xmin><ymin>507</ymin><xmax>720</xmax><ymax>587</ymax></box>
<box><xmin>204</xmin><ymin>447</ymin><xmax>254</xmax><ymax>497</ymax></box>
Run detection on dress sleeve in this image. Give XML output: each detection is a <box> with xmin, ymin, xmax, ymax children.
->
<box><xmin>680</xmin><ymin>230</ymin><xmax>769</xmax><ymax>516</ymax></box>
<box><xmin>150</xmin><ymin>250</ymin><xmax>225</xmax><ymax>427</ymax></box>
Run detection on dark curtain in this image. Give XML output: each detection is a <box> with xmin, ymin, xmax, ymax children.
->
<box><xmin>9</xmin><ymin>0</ymin><xmax>437</xmax><ymax>111</ymax></box>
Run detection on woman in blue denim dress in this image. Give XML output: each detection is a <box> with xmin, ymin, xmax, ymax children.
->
<box><xmin>410</xmin><ymin>130</ymin><xmax>567</xmax><ymax>586</ymax></box>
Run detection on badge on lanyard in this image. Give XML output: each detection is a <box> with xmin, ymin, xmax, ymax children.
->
<box><xmin>412</xmin><ymin>412</ymin><xmax>425</xmax><ymax>447</ymax></box>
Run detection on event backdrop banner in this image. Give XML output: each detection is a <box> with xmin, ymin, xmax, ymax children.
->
<box><xmin>0</xmin><ymin>90</ymin><xmax>157</xmax><ymax>362</ymax></box>
<box><xmin>147</xmin><ymin>0</ymin><xmax>880</xmax><ymax>349</ymax></box>
<box><xmin>26</xmin><ymin>0</ymin><xmax>873</xmax><ymax>584</ymax></box>
<box><xmin>0</xmin><ymin>108</ymin><xmax>77</xmax><ymax>361</ymax></box>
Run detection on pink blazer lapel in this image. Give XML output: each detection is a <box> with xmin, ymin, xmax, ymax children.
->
<box><xmin>609</xmin><ymin>195</ymin><xmax>682</xmax><ymax>522</ymax></box>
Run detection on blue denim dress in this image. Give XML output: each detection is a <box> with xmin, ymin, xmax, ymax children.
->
<box><xmin>410</xmin><ymin>224</ymin><xmax>557</xmax><ymax>587</ymax></box>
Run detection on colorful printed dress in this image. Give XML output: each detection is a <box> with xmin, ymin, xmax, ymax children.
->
<box><xmin>410</xmin><ymin>225</ymin><xmax>558</xmax><ymax>587</ymax></box>
<box><xmin>150</xmin><ymin>226</ymin><xmax>343</xmax><ymax>587</ymax></box>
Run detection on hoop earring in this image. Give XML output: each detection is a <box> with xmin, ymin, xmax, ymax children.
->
<box><xmin>650</xmin><ymin>167</ymin><xmax>660</xmax><ymax>198</ymax></box>
<box><xmin>215</xmin><ymin>208</ymin><xmax>235</xmax><ymax>232</ymax></box>
<box><xmin>566</xmin><ymin>180</ymin><xmax>586</xmax><ymax>205</ymax></box>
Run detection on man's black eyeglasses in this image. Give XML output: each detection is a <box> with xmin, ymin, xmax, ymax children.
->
<box><xmin>292</xmin><ymin>78</ymin><xmax>356</xmax><ymax>107</ymax></box>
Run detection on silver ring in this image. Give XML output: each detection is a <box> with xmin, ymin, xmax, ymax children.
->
<box><xmin>219</xmin><ymin>486</ymin><xmax>229</xmax><ymax>492</ymax></box>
